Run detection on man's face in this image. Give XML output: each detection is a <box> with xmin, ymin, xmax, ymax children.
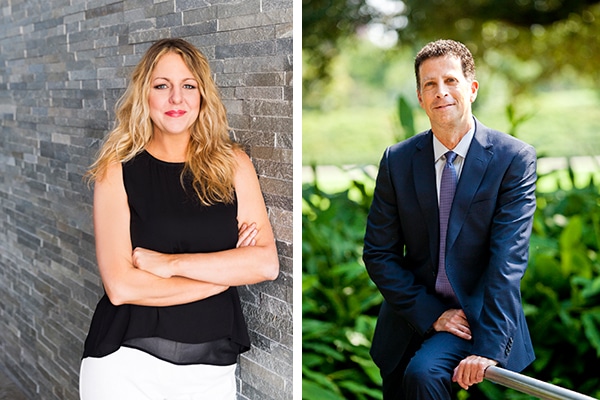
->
<box><xmin>417</xmin><ymin>55</ymin><xmax>478</xmax><ymax>131</ymax></box>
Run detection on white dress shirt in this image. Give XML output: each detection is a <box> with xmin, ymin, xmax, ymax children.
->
<box><xmin>433</xmin><ymin>126</ymin><xmax>475</xmax><ymax>204</ymax></box>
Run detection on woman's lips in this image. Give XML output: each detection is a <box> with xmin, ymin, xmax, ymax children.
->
<box><xmin>165</xmin><ymin>110</ymin><xmax>187</xmax><ymax>117</ymax></box>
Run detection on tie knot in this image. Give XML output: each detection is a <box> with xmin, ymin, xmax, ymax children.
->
<box><xmin>445</xmin><ymin>151</ymin><xmax>457</xmax><ymax>164</ymax></box>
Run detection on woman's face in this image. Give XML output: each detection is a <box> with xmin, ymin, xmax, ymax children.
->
<box><xmin>148</xmin><ymin>52</ymin><xmax>201</xmax><ymax>139</ymax></box>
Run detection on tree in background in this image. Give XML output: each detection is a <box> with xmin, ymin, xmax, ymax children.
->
<box><xmin>303</xmin><ymin>0</ymin><xmax>600</xmax><ymax>107</ymax></box>
<box><xmin>302</xmin><ymin>3</ymin><xmax>600</xmax><ymax>397</ymax></box>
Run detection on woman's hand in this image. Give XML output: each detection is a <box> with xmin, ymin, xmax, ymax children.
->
<box><xmin>133</xmin><ymin>223</ymin><xmax>257</xmax><ymax>279</ymax></box>
<box><xmin>135</xmin><ymin>151</ymin><xmax>279</xmax><ymax>287</ymax></box>
<box><xmin>237</xmin><ymin>222</ymin><xmax>258</xmax><ymax>248</ymax></box>
<box><xmin>132</xmin><ymin>247</ymin><xmax>174</xmax><ymax>279</ymax></box>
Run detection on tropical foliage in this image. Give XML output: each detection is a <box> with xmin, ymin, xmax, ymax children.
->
<box><xmin>302</xmin><ymin>96</ymin><xmax>600</xmax><ymax>399</ymax></box>
<box><xmin>302</xmin><ymin>168</ymin><xmax>382</xmax><ymax>400</ymax></box>
<box><xmin>302</xmin><ymin>163</ymin><xmax>600</xmax><ymax>399</ymax></box>
<box><xmin>302</xmin><ymin>3</ymin><xmax>600</xmax><ymax>397</ymax></box>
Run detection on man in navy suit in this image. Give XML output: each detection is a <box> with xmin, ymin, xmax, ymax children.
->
<box><xmin>363</xmin><ymin>39</ymin><xmax>536</xmax><ymax>399</ymax></box>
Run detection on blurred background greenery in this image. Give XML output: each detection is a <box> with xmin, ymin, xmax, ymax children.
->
<box><xmin>302</xmin><ymin>1</ymin><xmax>600</xmax><ymax>399</ymax></box>
<box><xmin>303</xmin><ymin>0</ymin><xmax>600</xmax><ymax>166</ymax></box>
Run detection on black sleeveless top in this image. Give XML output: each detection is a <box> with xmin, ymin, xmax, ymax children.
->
<box><xmin>82</xmin><ymin>150</ymin><xmax>250</xmax><ymax>365</ymax></box>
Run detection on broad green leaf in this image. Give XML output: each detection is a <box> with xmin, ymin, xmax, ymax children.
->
<box><xmin>302</xmin><ymin>380</ymin><xmax>345</xmax><ymax>400</ymax></box>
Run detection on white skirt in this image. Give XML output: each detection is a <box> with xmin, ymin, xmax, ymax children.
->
<box><xmin>79</xmin><ymin>346</ymin><xmax>237</xmax><ymax>400</ymax></box>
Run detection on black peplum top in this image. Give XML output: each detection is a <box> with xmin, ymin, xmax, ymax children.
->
<box><xmin>82</xmin><ymin>150</ymin><xmax>250</xmax><ymax>365</ymax></box>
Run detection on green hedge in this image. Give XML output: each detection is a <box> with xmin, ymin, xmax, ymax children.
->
<box><xmin>302</xmin><ymin>166</ymin><xmax>600</xmax><ymax>400</ymax></box>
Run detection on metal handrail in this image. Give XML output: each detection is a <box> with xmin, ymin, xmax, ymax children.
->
<box><xmin>484</xmin><ymin>366</ymin><xmax>597</xmax><ymax>400</ymax></box>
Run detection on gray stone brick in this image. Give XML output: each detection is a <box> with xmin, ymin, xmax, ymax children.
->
<box><xmin>228</xmin><ymin>26</ymin><xmax>275</xmax><ymax>44</ymax></box>
<box><xmin>64</xmin><ymin>11</ymin><xmax>85</xmax><ymax>25</ymax></box>
<box><xmin>223</xmin><ymin>55</ymin><xmax>290</xmax><ymax>74</ymax></box>
<box><xmin>218</xmin><ymin>9</ymin><xmax>292</xmax><ymax>32</ymax></box>
<box><xmin>85</xmin><ymin>2</ymin><xmax>123</xmax><ymax>19</ymax></box>
<box><xmin>245</xmin><ymin>72</ymin><xmax>286</xmax><ymax>87</ymax></box>
<box><xmin>249</xmin><ymin>99</ymin><xmax>292</xmax><ymax>117</ymax></box>
<box><xmin>0</xmin><ymin>2</ymin><xmax>293</xmax><ymax>399</ymax></box>
<box><xmin>156</xmin><ymin>12</ymin><xmax>183</xmax><ymax>29</ymax></box>
<box><xmin>176</xmin><ymin>0</ymin><xmax>210</xmax><ymax>12</ymax></box>
<box><xmin>236</xmin><ymin>86</ymin><xmax>283</xmax><ymax>100</ymax></box>
<box><xmin>250</xmin><ymin>116</ymin><xmax>292</xmax><ymax>134</ymax></box>
<box><xmin>122</xmin><ymin>0</ymin><xmax>153</xmax><ymax>11</ymax></box>
<box><xmin>217</xmin><ymin>0</ymin><xmax>261</xmax><ymax>19</ymax></box>
<box><xmin>128</xmin><ymin>27</ymin><xmax>171</xmax><ymax>44</ymax></box>
<box><xmin>276</xmin><ymin>130</ymin><xmax>293</xmax><ymax>149</ymax></box>
<box><xmin>264</xmin><ymin>190</ymin><xmax>292</xmax><ymax>211</ymax></box>
<box><xmin>182</xmin><ymin>4</ymin><xmax>217</xmax><ymax>24</ymax></box>
<box><xmin>276</xmin><ymin>37</ymin><xmax>292</xmax><ymax>55</ymax></box>
<box><xmin>263</xmin><ymin>0</ymin><xmax>293</xmax><ymax>12</ymax></box>
<box><xmin>216</xmin><ymin>40</ymin><xmax>276</xmax><ymax>59</ymax></box>
<box><xmin>257</xmin><ymin>176</ymin><xmax>292</xmax><ymax>198</ymax></box>
<box><xmin>239</xmin><ymin>357</ymin><xmax>287</xmax><ymax>400</ymax></box>
<box><xmin>228</xmin><ymin>113</ymin><xmax>252</xmax><ymax>130</ymax></box>
<box><xmin>170</xmin><ymin>20</ymin><xmax>218</xmax><ymax>38</ymax></box>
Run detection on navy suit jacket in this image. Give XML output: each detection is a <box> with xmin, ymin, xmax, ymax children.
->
<box><xmin>363</xmin><ymin>118</ymin><xmax>536</xmax><ymax>376</ymax></box>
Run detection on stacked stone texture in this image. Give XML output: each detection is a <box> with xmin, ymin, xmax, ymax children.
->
<box><xmin>0</xmin><ymin>0</ymin><xmax>293</xmax><ymax>399</ymax></box>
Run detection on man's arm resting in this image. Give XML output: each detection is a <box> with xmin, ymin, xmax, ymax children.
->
<box><xmin>363</xmin><ymin>148</ymin><xmax>447</xmax><ymax>334</ymax></box>
<box><xmin>453</xmin><ymin>355</ymin><xmax>498</xmax><ymax>390</ymax></box>
<box><xmin>432</xmin><ymin>309</ymin><xmax>472</xmax><ymax>341</ymax></box>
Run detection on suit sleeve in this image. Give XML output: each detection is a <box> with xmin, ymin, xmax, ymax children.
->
<box><xmin>363</xmin><ymin>147</ymin><xmax>447</xmax><ymax>335</ymax></box>
<box><xmin>473</xmin><ymin>144</ymin><xmax>537</xmax><ymax>366</ymax></box>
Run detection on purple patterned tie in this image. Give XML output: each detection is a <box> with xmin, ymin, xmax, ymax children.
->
<box><xmin>436</xmin><ymin>151</ymin><xmax>459</xmax><ymax>306</ymax></box>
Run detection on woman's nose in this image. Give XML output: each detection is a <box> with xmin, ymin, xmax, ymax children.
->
<box><xmin>170</xmin><ymin>87</ymin><xmax>182</xmax><ymax>104</ymax></box>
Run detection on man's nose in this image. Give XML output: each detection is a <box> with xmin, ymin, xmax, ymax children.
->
<box><xmin>435</xmin><ymin>83</ymin><xmax>449</xmax><ymax>98</ymax></box>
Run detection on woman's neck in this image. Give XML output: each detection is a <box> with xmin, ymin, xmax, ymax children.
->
<box><xmin>146</xmin><ymin>133</ymin><xmax>190</xmax><ymax>163</ymax></box>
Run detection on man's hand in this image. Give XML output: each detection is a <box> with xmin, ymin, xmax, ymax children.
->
<box><xmin>433</xmin><ymin>309</ymin><xmax>472</xmax><ymax>340</ymax></box>
<box><xmin>453</xmin><ymin>355</ymin><xmax>497</xmax><ymax>390</ymax></box>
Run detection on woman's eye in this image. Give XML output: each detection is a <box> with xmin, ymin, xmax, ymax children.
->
<box><xmin>183</xmin><ymin>84</ymin><xmax>197</xmax><ymax>89</ymax></box>
<box><xmin>154</xmin><ymin>84</ymin><xmax>168</xmax><ymax>89</ymax></box>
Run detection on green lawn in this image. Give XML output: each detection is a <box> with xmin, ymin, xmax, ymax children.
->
<box><xmin>303</xmin><ymin>89</ymin><xmax>600</xmax><ymax>194</ymax></box>
<box><xmin>303</xmin><ymin>161</ymin><xmax>600</xmax><ymax>197</ymax></box>
<box><xmin>302</xmin><ymin>89</ymin><xmax>600</xmax><ymax>167</ymax></box>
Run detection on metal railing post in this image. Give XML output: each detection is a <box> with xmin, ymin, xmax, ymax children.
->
<box><xmin>484</xmin><ymin>366</ymin><xmax>597</xmax><ymax>400</ymax></box>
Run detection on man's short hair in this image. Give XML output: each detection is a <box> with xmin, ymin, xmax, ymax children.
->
<box><xmin>414</xmin><ymin>39</ymin><xmax>476</xmax><ymax>90</ymax></box>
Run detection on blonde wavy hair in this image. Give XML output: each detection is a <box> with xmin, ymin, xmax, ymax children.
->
<box><xmin>87</xmin><ymin>38</ymin><xmax>239</xmax><ymax>205</ymax></box>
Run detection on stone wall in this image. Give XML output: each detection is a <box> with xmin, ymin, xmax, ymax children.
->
<box><xmin>0</xmin><ymin>0</ymin><xmax>293</xmax><ymax>399</ymax></box>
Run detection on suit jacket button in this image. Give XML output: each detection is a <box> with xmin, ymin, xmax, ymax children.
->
<box><xmin>505</xmin><ymin>338</ymin><xmax>513</xmax><ymax>355</ymax></box>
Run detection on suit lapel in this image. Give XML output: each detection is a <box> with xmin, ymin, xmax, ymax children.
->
<box><xmin>446</xmin><ymin>120</ymin><xmax>494</xmax><ymax>251</ymax></box>
<box><xmin>413</xmin><ymin>132</ymin><xmax>439</xmax><ymax>264</ymax></box>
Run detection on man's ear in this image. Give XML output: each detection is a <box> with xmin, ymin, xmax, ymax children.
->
<box><xmin>470</xmin><ymin>80</ymin><xmax>479</xmax><ymax>103</ymax></box>
<box><xmin>417</xmin><ymin>89</ymin><xmax>424</xmax><ymax>108</ymax></box>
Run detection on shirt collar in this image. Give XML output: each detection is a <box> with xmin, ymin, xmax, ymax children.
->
<box><xmin>433</xmin><ymin>124</ymin><xmax>475</xmax><ymax>162</ymax></box>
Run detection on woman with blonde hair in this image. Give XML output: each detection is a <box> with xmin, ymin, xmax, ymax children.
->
<box><xmin>80</xmin><ymin>38</ymin><xmax>279</xmax><ymax>399</ymax></box>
